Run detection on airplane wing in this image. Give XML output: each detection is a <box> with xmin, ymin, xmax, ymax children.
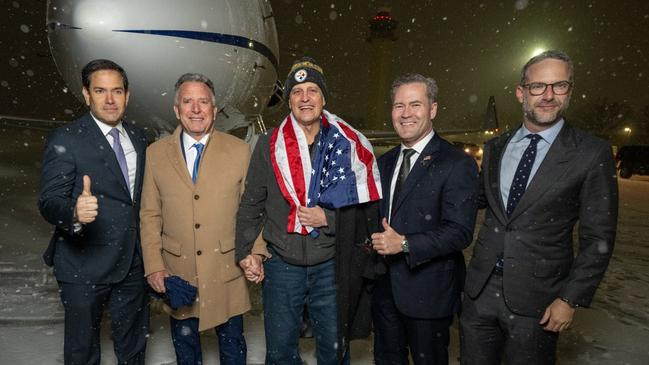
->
<box><xmin>0</xmin><ymin>114</ymin><xmax>67</xmax><ymax>131</ymax></box>
<box><xmin>363</xmin><ymin>95</ymin><xmax>500</xmax><ymax>144</ymax></box>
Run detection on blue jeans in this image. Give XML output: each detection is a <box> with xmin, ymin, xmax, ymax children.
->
<box><xmin>170</xmin><ymin>315</ymin><xmax>246</xmax><ymax>365</ymax></box>
<box><xmin>263</xmin><ymin>250</ymin><xmax>347</xmax><ymax>365</ymax></box>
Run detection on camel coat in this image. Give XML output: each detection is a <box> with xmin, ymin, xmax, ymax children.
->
<box><xmin>140</xmin><ymin>127</ymin><xmax>267</xmax><ymax>331</ymax></box>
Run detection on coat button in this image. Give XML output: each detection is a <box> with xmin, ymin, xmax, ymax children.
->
<box><xmin>194</xmin><ymin>194</ymin><xmax>199</xmax><ymax>200</ymax></box>
<box><xmin>197</xmin><ymin>250</ymin><xmax>202</xmax><ymax>255</ymax></box>
<box><xmin>195</xmin><ymin>223</ymin><xmax>200</xmax><ymax>229</ymax></box>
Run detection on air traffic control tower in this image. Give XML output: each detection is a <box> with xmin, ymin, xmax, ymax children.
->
<box><xmin>366</xmin><ymin>9</ymin><xmax>398</xmax><ymax>130</ymax></box>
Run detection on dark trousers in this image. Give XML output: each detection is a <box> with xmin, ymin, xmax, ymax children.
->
<box><xmin>170</xmin><ymin>315</ymin><xmax>246</xmax><ymax>365</ymax></box>
<box><xmin>459</xmin><ymin>273</ymin><xmax>558</xmax><ymax>365</ymax></box>
<box><xmin>372</xmin><ymin>273</ymin><xmax>454</xmax><ymax>365</ymax></box>
<box><xmin>58</xmin><ymin>254</ymin><xmax>149</xmax><ymax>365</ymax></box>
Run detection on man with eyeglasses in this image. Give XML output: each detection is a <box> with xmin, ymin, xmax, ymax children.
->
<box><xmin>460</xmin><ymin>50</ymin><xmax>618</xmax><ymax>364</ymax></box>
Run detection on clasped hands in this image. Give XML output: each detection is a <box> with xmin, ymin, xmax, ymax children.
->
<box><xmin>238</xmin><ymin>254</ymin><xmax>264</xmax><ymax>283</ymax></box>
<box><xmin>237</xmin><ymin>206</ymin><xmax>327</xmax><ymax>283</ymax></box>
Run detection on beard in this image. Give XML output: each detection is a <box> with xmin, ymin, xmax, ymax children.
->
<box><xmin>522</xmin><ymin>94</ymin><xmax>570</xmax><ymax>128</ymax></box>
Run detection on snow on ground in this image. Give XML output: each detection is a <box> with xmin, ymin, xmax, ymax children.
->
<box><xmin>1</xmin><ymin>126</ymin><xmax>648</xmax><ymax>364</ymax></box>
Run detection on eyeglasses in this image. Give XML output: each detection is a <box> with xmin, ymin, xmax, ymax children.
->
<box><xmin>521</xmin><ymin>81</ymin><xmax>572</xmax><ymax>96</ymax></box>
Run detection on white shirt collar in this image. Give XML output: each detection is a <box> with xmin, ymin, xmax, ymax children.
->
<box><xmin>182</xmin><ymin>131</ymin><xmax>210</xmax><ymax>153</ymax></box>
<box><xmin>90</xmin><ymin>113</ymin><xmax>126</xmax><ymax>137</ymax></box>
<box><xmin>400</xmin><ymin>129</ymin><xmax>435</xmax><ymax>155</ymax></box>
<box><xmin>513</xmin><ymin>118</ymin><xmax>565</xmax><ymax>144</ymax></box>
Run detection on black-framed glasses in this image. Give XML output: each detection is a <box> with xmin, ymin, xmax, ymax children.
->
<box><xmin>521</xmin><ymin>81</ymin><xmax>572</xmax><ymax>96</ymax></box>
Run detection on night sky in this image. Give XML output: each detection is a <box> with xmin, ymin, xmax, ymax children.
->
<box><xmin>1</xmin><ymin>0</ymin><xmax>648</xmax><ymax>142</ymax></box>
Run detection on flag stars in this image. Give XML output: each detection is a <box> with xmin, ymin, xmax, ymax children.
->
<box><xmin>336</xmin><ymin>149</ymin><xmax>343</xmax><ymax>155</ymax></box>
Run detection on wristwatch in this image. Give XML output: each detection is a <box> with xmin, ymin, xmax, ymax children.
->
<box><xmin>401</xmin><ymin>239</ymin><xmax>409</xmax><ymax>253</ymax></box>
<box><xmin>560</xmin><ymin>297</ymin><xmax>578</xmax><ymax>308</ymax></box>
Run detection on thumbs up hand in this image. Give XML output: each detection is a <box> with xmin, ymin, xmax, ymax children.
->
<box><xmin>74</xmin><ymin>175</ymin><xmax>99</xmax><ymax>224</ymax></box>
<box><xmin>370</xmin><ymin>218</ymin><xmax>406</xmax><ymax>255</ymax></box>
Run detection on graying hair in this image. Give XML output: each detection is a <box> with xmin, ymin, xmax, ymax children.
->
<box><xmin>390</xmin><ymin>73</ymin><xmax>439</xmax><ymax>104</ymax></box>
<box><xmin>174</xmin><ymin>73</ymin><xmax>216</xmax><ymax>104</ymax></box>
<box><xmin>520</xmin><ymin>50</ymin><xmax>574</xmax><ymax>85</ymax></box>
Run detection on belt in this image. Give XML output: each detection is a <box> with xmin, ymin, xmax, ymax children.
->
<box><xmin>492</xmin><ymin>258</ymin><xmax>504</xmax><ymax>276</ymax></box>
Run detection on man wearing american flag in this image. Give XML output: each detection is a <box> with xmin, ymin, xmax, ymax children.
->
<box><xmin>235</xmin><ymin>57</ymin><xmax>382</xmax><ymax>364</ymax></box>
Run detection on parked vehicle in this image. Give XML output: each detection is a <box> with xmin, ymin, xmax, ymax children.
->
<box><xmin>452</xmin><ymin>141</ymin><xmax>483</xmax><ymax>161</ymax></box>
<box><xmin>615</xmin><ymin>145</ymin><xmax>649</xmax><ymax>178</ymax></box>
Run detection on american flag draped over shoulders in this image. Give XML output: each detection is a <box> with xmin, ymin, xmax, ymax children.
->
<box><xmin>270</xmin><ymin>110</ymin><xmax>382</xmax><ymax>235</ymax></box>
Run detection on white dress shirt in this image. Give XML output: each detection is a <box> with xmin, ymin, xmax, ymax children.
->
<box><xmin>389</xmin><ymin>130</ymin><xmax>435</xmax><ymax>222</ymax></box>
<box><xmin>91</xmin><ymin>114</ymin><xmax>137</xmax><ymax>198</ymax></box>
<box><xmin>182</xmin><ymin>132</ymin><xmax>210</xmax><ymax>180</ymax></box>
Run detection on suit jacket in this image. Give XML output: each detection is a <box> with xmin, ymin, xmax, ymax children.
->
<box><xmin>465</xmin><ymin>122</ymin><xmax>618</xmax><ymax>317</ymax></box>
<box><xmin>39</xmin><ymin>112</ymin><xmax>147</xmax><ymax>284</ymax></box>
<box><xmin>140</xmin><ymin>127</ymin><xmax>267</xmax><ymax>331</ymax></box>
<box><xmin>378</xmin><ymin>134</ymin><xmax>479</xmax><ymax>318</ymax></box>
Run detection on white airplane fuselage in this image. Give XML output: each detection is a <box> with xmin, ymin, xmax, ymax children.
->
<box><xmin>46</xmin><ymin>0</ymin><xmax>280</xmax><ymax>137</ymax></box>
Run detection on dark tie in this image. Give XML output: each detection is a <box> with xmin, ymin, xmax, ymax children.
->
<box><xmin>192</xmin><ymin>143</ymin><xmax>204</xmax><ymax>183</ymax></box>
<box><xmin>506</xmin><ymin>134</ymin><xmax>541</xmax><ymax>216</ymax></box>
<box><xmin>108</xmin><ymin>128</ymin><xmax>130</xmax><ymax>191</ymax></box>
<box><xmin>392</xmin><ymin>148</ymin><xmax>416</xmax><ymax>216</ymax></box>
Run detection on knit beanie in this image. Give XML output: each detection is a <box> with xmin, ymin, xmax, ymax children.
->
<box><xmin>284</xmin><ymin>57</ymin><xmax>328</xmax><ymax>100</ymax></box>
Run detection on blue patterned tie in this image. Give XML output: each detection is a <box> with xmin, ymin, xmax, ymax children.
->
<box><xmin>506</xmin><ymin>134</ymin><xmax>541</xmax><ymax>216</ymax></box>
<box><xmin>108</xmin><ymin>128</ymin><xmax>130</xmax><ymax>191</ymax></box>
<box><xmin>192</xmin><ymin>143</ymin><xmax>204</xmax><ymax>183</ymax></box>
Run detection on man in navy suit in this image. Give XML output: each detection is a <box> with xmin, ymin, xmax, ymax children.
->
<box><xmin>371</xmin><ymin>73</ymin><xmax>479</xmax><ymax>364</ymax></box>
<box><xmin>39</xmin><ymin>59</ymin><xmax>149</xmax><ymax>365</ymax></box>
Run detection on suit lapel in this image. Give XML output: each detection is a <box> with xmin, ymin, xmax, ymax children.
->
<box><xmin>486</xmin><ymin>131</ymin><xmax>513</xmax><ymax>225</ymax></box>
<box><xmin>123</xmin><ymin>122</ymin><xmax>147</xmax><ymax>199</ymax></box>
<box><xmin>80</xmin><ymin>114</ymin><xmax>131</xmax><ymax>198</ymax></box>
<box><xmin>166</xmin><ymin>127</ymin><xmax>195</xmax><ymax>190</ymax></box>
<box><xmin>508</xmin><ymin>123</ymin><xmax>576</xmax><ymax>221</ymax></box>
<box><xmin>197</xmin><ymin>130</ymin><xmax>228</xmax><ymax>187</ymax></box>
<box><xmin>380</xmin><ymin>148</ymin><xmax>398</xmax><ymax>218</ymax></box>
<box><xmin>391</xmin><ymin>135</ymin><xmax>441</xmax><ymax>216</ymax></box>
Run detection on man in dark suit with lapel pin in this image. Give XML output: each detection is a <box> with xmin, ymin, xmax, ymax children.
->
<box><xmin>370</xmin><ymin>73</ymin><xmax>479</xmax><ymax>364</ymax></box>
<box><xmin>460</xmin><ymin>50</ymin><xmax>619</xmax><ymax>365</ymax></box>
<box><xmin>39</xmin><ymin>59</ymin><xmax>149</xmax><ymax>365</ymax></box>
